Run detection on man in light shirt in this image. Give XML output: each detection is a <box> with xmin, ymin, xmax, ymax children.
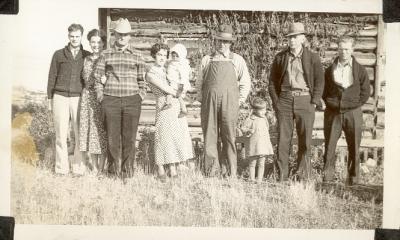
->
<box><xmin>196</xmin><ymin>24</ymin><xmax>251</xmax><ymax>177</ymax></box>
<box><xmin>322</xmin><ymin>36</ymin><xmax>370</xmax><ymax>185</ymax></box>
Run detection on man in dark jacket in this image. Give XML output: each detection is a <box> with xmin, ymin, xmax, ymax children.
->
<box><xmin>47</xmin><ymin>23</ymin><xmax>90</xmax><ymax>175</ymax></box>
<box><xmin>322</xmin><ymin>36</ymin><xmax>370</xmax><ymax>185</ymax></box>
<box><xmin>269</xmin><ymin>22</ymin><xmax>324</xmax><ymax>181</ymax></box>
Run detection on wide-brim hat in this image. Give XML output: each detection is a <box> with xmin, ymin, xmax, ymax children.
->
<box><xmin>286</xmin><ymin>22</ymin><xmax>305</xmax><ymax>37</ymax></box>
<box><xmin>213</xmin><ymin>24</ymin><xmax>237</xmax><ymax>41</ymax></box>
<box><xmin>114</xmin><ymin>18</ymin><xmax>132</xmax><ymax>34</ymax></box>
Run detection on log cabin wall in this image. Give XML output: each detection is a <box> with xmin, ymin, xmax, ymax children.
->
<box><xmin>98</xmin><ymin>9</ymin><xmax>385</xmax><ymax>142</ymax></box>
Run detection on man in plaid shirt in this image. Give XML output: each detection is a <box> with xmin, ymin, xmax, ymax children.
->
<box><xmin>94</xmin><ymin>18</ymin><xmax>146</xmax><ymax>177</ymax></box>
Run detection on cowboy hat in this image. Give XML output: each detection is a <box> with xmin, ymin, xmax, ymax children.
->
<box><xmin>286</xmin><ymin>22</ymin><xmax>306</xmax><ymax>37</ymax></box>
<box><xmin>114</xmin><ymin>18</ymin><xmax>131</xmax><ymax>34</ymax></box>
<box><xmin>213</xmin><ymin>25</ymin><xmax>237</xmax><ymax>41</ymax></box>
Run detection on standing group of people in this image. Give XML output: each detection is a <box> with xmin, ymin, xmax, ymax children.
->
<box><xmin>47</xmin><ymin>18</ymin><xmax>370</xmax><ymax>185</ymax></box>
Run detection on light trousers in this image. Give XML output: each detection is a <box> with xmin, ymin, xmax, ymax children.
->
<box><xmin>53</xmin><ymin>94</ymin><xmax>84</xmax><ymax>174</ymax></box>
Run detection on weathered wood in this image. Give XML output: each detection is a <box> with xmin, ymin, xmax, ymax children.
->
<box><xmin>328</xmin><ymin>38</ymin><xmax>376</xmax><ymax>51</ymax></box>
<box><xmin>375</xmin><ymin>128</ymin><xmax>385</xmax><ymax>140</ymax></box>
<box><xmin>106</xmin><ymin>9</ymin><xmax>111</xmax><ymax>49</ymax></box>
<box><xmin>336</xmin><ymin>138</ymin><xmax>384</xmax><ymax>148</ymax></box>
<box><xmin>377</xmin><ymin>96</ymin><xmax>385</xmax><ymax>110</ymax></box>
<box><xmin>362</xmin><ymin>97</ymin><xmax>375</xmax><ymax>113</ymax></box>
<box><xmin>109</xmin><ymin>19</ymin><xmax>378</xmax><ymax>37</ymax></box>
<box><xmin>366</xmin><ymin>67</ymin><xmax>375</xmax><ymax>81</ymax></box>
<box><xmin>322</xmin><ymin>51</ymin><xmax>376</xmax><ymax>66</ymax></box>
<box><xmin>375</xmin><ymin>15</ymin><xmax>385</xmax><ymax>101</ymax></box>
<box><xmin>363</xmin><ymin>113</ymin><xmax>375</xmax><ymax>129</ymax></box>
<box><xmin>376</xmin><ymin>112</ymin><xmax>385</xmax><ymax>128</ymax></box>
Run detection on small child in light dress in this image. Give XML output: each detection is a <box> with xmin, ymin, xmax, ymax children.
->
<box><xmin>164</xmin><ymin>43</ymin><xmax>191</xmax><ymax>118</ymax></box>
<box><xmin>241</xmin><ymin>97</ymin><xmax>274</xmax><ymax>183</ymax></box>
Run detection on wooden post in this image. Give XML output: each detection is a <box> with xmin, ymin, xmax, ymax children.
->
<box><xmin>106</xmin><ymin>8</ymin><xmax>111</xmax><ymax>49</ymax></box>
<box><xmin>373</xmin><ymin>14</ymin><xmax>386</xmax><ymax>139</ymax></box>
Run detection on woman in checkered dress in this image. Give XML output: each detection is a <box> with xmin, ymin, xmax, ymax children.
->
<box><xmin>146</xmin><ymin>43</ymin><xmax>194</xmax><ymax>181</ymax></box>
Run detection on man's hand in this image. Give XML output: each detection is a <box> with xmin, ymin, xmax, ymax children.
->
<box><xmin>316</xmin><ymin>101</ymin><xmax>326</xmax><ymax>111</ymax></box>
<box><xmin>97</xmin><ymin>92</ymin><xmax>104</xmax><ymax>103</ymax></box>
<box><xmin>47</xmin><ymin>99</ymin><xmax>53</xmax><ymax>112</ymax></box>
<box><xmin>100</xmin><ymin>75</ymin><xmax>107</xmax><ymax>85</ymax></box>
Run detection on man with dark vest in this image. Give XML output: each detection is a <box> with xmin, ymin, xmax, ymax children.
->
<box><xmin>269</xmin><ymin>22</ymin><xmax>324</xmax><ymax>181</ymax></box>
<box><xmin>47</xmin><ymin>23</ymin><xmax>90</xmax><ymax>175</ymax></box>
<box><xmin>322</xmin><ymin>36</ymin><xmax>370</xmax><ymax>185</ymax></box>
<box><xmin>195</xmin><ymin>25</ymin><xmax>251</xmax><ymax>177</ymax></box>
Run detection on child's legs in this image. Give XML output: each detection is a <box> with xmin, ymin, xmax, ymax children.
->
<box><xmin>257</xmin><ymin>156</ymin><xmax>266</xmax><ymax>182</ymax></box>
<box><xmin>157</xmin><ymin>164</ymin><xmax>166</xmax><ymax>176</ymax></box>
<box><xmin>249</xmin><ymin>159</ymin><xmax>257</xmax><ymax>181</ymax></box>
<box><xmin>169</xmin><ymin>163</ymin><xmax>177</xmax><ymax>177</ymax></box>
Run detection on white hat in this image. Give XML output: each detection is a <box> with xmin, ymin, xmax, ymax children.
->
<box><xmin>170</xmin><ymin>43</ymin><xmax>187</xmax><ymax>59</ymax></box>
<box><xmin>114</xmin><ymin>18</ymin><xmax>131</xmax><ymax>34</ymax></box>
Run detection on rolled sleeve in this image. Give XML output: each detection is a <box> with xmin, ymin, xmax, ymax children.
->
<box><xmin>94</xmin><ymin>55</ymin><xmax>106</xmax><ymax>99</ymax></box>
<box><xmin>195</xmin><ymin>56</ymin><xmax>210</xmax><ymax>102</ymax></box>
<box><xmin>236</xmin><ymin>55</ymin><xmax>251</xmax><ymax>104</ymax></box>
<box><xmin>137</xmin><ymin>57</ymin><xmax>147</xmax><ymax>100</ymax></box>
<box><xmin>47</xmin><ymin>52</ymin><xmax>58</xmax><ymax>99</ymax></box>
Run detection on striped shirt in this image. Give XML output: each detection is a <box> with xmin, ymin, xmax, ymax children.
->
<box><xmin>94</xmin><ymin>44</ymin><xmax>146</xmax><ymax>98</ymax></box>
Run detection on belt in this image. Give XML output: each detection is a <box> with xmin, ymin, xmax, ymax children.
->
<box><xmin>282</xmin><ymin>90</ymin><xmax>310</xmax><ymax>97</ymax></box>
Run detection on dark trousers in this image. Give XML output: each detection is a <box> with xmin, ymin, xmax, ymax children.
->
<box><xmin>323</xmin><ymin>107</ymin><xmax>362</xmax><ymax>181</ymax></box>
<box><xmin>277</xmin><ymin>93</ymin><xmax>315</xmax><ymax>180</ymax></box>
<box><xmin>101</xmin><ymin>94</ymin><xmax>142</xmax><ymax>176</ymax></box>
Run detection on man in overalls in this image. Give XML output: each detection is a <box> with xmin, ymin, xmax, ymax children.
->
<box><xmin>195</xmin><ymin>25</ymin><xmax>251</xmax><ymax>177</ymax></box>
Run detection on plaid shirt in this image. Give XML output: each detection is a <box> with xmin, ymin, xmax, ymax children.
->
<box><xmin>94</xmin><ymin>44</ymin><xmax>146</xmax><ymax>98</ymax></box>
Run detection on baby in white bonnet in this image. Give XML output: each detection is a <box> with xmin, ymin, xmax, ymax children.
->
<box><xmin>163</xmin><ymin>43</ymin><xmax>191</xmax><ymax>118</ymax></box>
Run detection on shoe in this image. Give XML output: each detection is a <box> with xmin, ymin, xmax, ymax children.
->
<box><xmin>157</xmin><ymin>174</ymin><xmax>167</xmax><ymax>183</ymax></box>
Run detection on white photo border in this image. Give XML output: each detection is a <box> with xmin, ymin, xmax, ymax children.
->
<box><xmin>1</xmin><ymin>0</ymin><xmax>399</xmax><ymax>239</ymax></box>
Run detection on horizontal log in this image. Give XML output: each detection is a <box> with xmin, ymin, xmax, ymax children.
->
<box><xmin>110</xmin><ymin>19</ymin><xmax>378</xmax><ymax>37</ymax></box>
<box><xmin>377</xmin><ymin>112</ymin><xmax>385</xmax><ymax>128</ymax></box>
<box><xmin>377</xmin><ymin>96</ymin><xmax>385</xmax><ymax>110</ymax></box>
<box><xmin>366</xmin><ymin>67</ymin><xmax>375</xmax><ymax>81</ymax></box>
<box><xmin>362</xmin><ymin>97</ymin><xmax>375</xmax><ymax>113</ymax></box>
<box><xmin>322</xmin><ymin>51</ymin><xmax>376</xmax><ymax>66</ymax></box>
<box><xmin>327</xmin><ymin>38</ymin><xmax>377</xmax><ymax>51</ymax></box>
<box><xmin>336</xmin><ymin>137</ymin><xmax>384</xmax><ymax>148</ymax></box>
<box><xmin>363</xmin><ymin>113</ymin><xmax>375</xmax><ymax>129</ymax></box>
<box><xmin>375</xmin><ymin>128</ymin><xmax>385</xmax><ymax>140</ymax></box>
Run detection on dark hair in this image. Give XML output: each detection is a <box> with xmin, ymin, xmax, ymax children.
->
<box><xmin>150</xmin><ymin>43</ymin><xmax>170</xmax><ymax>59</ymax></box>
<box><xmin>68</xmin><ymin>24</ymin><xmax>84</xmax><ymax>34</ymax></box>
<box><xmin>251</xmin><ymin>97</ymin><xmax>267</xmax><ymax>110</ymax></box>
<box><xmin>87</xmin><ymin>29</ymin><xmax>107</xmax><ymax>43</ymax></box>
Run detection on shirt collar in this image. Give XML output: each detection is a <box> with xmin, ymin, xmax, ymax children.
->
<box><xmin>68</xmin><ymin>44</ymin><xmax>81</xmax><ymax>53</ymax></box>
<box><xmin>289</xmin><ymin>47</ymin><xmax>303</xmax><ymax>58</ymax></box>
<box><xmin>336</xmin><ymin>58</ymin><xmax>353</xmax><ymax>68</ymax></box>
<box><xmin>213</xmin><ymin>50</ymin><xmax>231</xmax><ymax>59</ymax></box>
<box><xmin>113</xmin><ymin>43</ymin><xmax>131</xmax><ymax>53</ymax></box>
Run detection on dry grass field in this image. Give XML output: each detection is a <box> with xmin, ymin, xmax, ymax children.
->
<box><xmin>11</xmin><ymin>159</ymin><xmax>382</xmax><ymax>228</ymax></box>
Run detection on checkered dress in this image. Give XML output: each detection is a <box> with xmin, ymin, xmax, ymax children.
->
<box><xmin>147</xmin><ymin>64</ymin><xmax>194</xmax><ymax>165</ymax></box>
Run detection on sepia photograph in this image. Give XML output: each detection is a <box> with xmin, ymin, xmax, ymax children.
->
<box><xmin>1</xmin><ymin>0</ymin><xmax>399</xmax><ymax>239</ymax></box>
